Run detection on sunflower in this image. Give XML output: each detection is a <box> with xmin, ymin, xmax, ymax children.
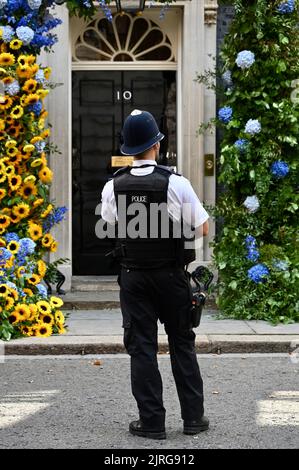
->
<box><xmin>36</xmin><ymin>89</ymin><xmax>49</xmax><ymax>99</ymax></box>
<box><xmin>10</xmin><ymin>39</ymin><xmax>22</xmax><ymax>50</ymax></box>
<box><xmin>40</xmin><ymin>312</ymin><xmax>54</xmax><ymax>325</ymax></box>
<box><xmin>14</xmin><ymin>304</ymin><xmax>31</xmax><ymax>320</ymax></box>
<box><xmin>38</xmin><ymin>167</ymin><xmax>53</xmax><ymax>184</ymax></box>
<box><xmin>54</xmin><ymin>310</ymin><xmax>65</xmax><ymax>324</ymax></box>
<box><xmin>50</xmin><ymin>241</ymin><xmax>58</xmax><ymax>253</ymax></box>
<box><xmin>27</xmin><ymin>273</ymin><xmax>41</xmax><ymax>285</ymax></box>
<box><xmin>24</xmin><ymin>175</ymin><xmax>36</xmax><ymax>184</ymax></box>
<box><xmin>35</xmin><ymin>323</ymin><xmax>52</xmax><ymax>337</ymax></box>
<box><xmin>0</xmin><ymin>130</ymin><xmax>6</xmax><ymax>141</ymax></box>
<box><xmin>12</xmin><ymin>202</ymin><xmax>30</xmax><ymax>219</ymax></box>
<box><xmin>16</xmin><ymin>65</ymin><xmax>31</xmax><ymax>79</ymax></box>
<box><xmin>7</xmin><ymin>126</ymin><xmax>20</xmax><ymax>138</ymax></box>
<box><xmin>41</xmin><ymin>204</ymin><xmax>53</xmax><ymax>218</ymax></box>
<box><xmin>38</xmin><ymin>119</ymin><xmax>45</xmax><ymax>130</ymax></box>
<box><xmin>23</xmin><ymin>144</ymin><xmax>35</xmax><ymax>153</ymax></box>
<box><xmin>8</xmin><ymin>174</ymin><xmax>22</xmax><ymax>191</ymax></box>
<box><xmin>5</xmin><ymin>295</ymin><xmax>14</xmax><ymax>310</ymax></box>
<box><xmin>8</xmin><ymin>312</ymin><xmax>22</xmax><ymax>324</ymax></box>
<box><xmin>24</xmin><ymin>93</ymin><xmax>39</xmax><ymax>106</ymax></box>
<box><xmin>8</xmin><ymin>288</ymin><xmax>18</xmax><ymax>302</ymax></box>
<box><xmin>22</xmin><ymin>79</ymin><xmax>37</xmax><ymax>93</ymax></box>
<box><xmin>9</xmin><ymin>152</ymin><xmax>22</xmax><ymax>165</ymax></box>
<box><xmin>17</xmin><ymin>55</ymin><xmax>29</xmax><ymax>66</ymax></box>
<box><xmin>37</xmin><ymin>259</ymin><xmax>47</xmax><ymax>278</ymax></box>
<box><xmin>1</xmin><ymin>208</ymin><xmax>11</xmax><ymax>216</ymax></box>
<box><xmin>6</xmin><ymin>147</ymin><xmax>18</xmax><ymax>158</ymax></box>
<box><xmin>0</xmin><ymin>52</ymin><xmax>15</xmax><ymax>66</ymax></box>
<box><xmin>0</xmin><ymin>95</ymin><xmax>13</xmax><ymax>110</ymax></box>
<box><xmin>10</xmin><ymin>105</ymin><xmax>24</xmax><ymax>119</ymax></box>
<box><xmin>57</xmin><ymin>324</ymin><xmax>66</xmax><ymax>335</ymax></box>
<box><xmin>10</xmin><ymin>213</ymin><xmax>20</xmax><ymax>224</ymax></box>
<box><xmin>28</xmin><ymin>304</ymin><xmax>38</xmax><ymax>320</ymax></box>
<box><xmin>5</xmin><ymin>139</ymin><xmax>17</xmax><ymax>149</ymax></box>
<box><xmin>29</xmin><ymin>64</ymin><xmax>39</xmax><ymax>75</ymax></box>
<box><xmin>23</xmin><ymin>288</ymin><xmax>33</xmax><ymax>297</ymax></box>
<box><xmin>5</xmin><ymin>165</ymin><xmax>15</xmax><ymax>177</ymax></box>
<box><xmin>36</xmin><ymin>300</ymin><xmax>51</xmax><ymax>314</ymax></box>
<box><xmin>20</xmin><ymin>325</ymin><xmax>33</xmax><ymax>336</ymax></box>
<box><xmin>33</xmin><ymin>197</ymin><xmax>44</xmax><ymax>208</ymax></box>
<box><xmin>0</xmin><ymin>284</ymin><xmax>9</xmax><ymax>297</ymax></box>
<box><xmin>0</xmin><ymin>214</ymin><xmax>10</xmax><ymax>230</ymax></box>
<box><xmin>50</xmin><ymin>296</ymin><xmax>64</xmax><ymax>309</ymax></box>
<box><xmin>0</xmin><ymin>238</ymin><xmax>6</xmax><ymax>247</ymax></box>
<box><xmin>31</xmin><ymin>158</ymin><xmax>43</xmax><ymax>167</ymax></box>
<box><xmin>7</xmin><ymin>240</ymin><xmax>20</xmax><ymax>254</ymax></box>
<box><xmin>19</xmin><ymin>182</ymin><xmax>38</xmax><ymax>199</ymax></box>
<box><xmin>0</xmin><ymin>188</ymin><xmax>6</xmax><ymax>200</ymax></box>
<box><xmin>41</xmin><ymin>233</ymin><xmax>53</xmax><ymax>248</ymax></box>
<box><xmin>44</xmin><ymin>67</ymin><xmax>51</xmax><ymax>80</ymax></box>
<box><xmin>28</xmin><ymin>223</ymin><xmax>42</xmax><ymax>241</ymax></box>
<box><xmin>27</xmin><ymin>55</ymin><xmax>36</xmax><ymax>65</ymax></box>
<box><xmin>0</xmin><ymin>119</ymin><xmax>5</xmax><ymax>131</ymax></box>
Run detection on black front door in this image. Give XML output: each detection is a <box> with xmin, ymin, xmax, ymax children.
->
<box><xmin>72</xmin><ymin>70</ymin><xmax>176</xmax><ymax>275</ymax></box>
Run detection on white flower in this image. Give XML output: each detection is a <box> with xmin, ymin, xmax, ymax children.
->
<box><xmin>16</xmin><ymin>26</ymin><xmax>35</xmax><ymax>45</ymax></box>
<box><xmin>245</xmin><ymin>119</ymin><xmax>261</xmax><ymax>135</ymax></box>
<box><xmin>243</xmin><ymin>196</ymin><xmax>260</xmax><ymax>213</ymax></box>
<box><xmin>0</xmin><ymin>0</ymin><xmax>7</xmax><ymax>9</ymax></box>
<box><xmin>236</xmin><ymin>50</ymin><xmax>255</xmax><ymax>69</ymax></box>
<box><xmin>27</xmin><ymin>0</ymin><xmax>42</xmax><ymax>9</ymax></box>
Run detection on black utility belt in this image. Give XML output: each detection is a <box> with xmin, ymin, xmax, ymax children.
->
<box><xmin>190</xmin><ymin>292</ymin><xmax>206</xmax><ymax>328</ymax></box>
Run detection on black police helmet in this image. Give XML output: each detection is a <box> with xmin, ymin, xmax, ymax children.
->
<box><xmin>121</xmin><ymin>110</ymin><xmax>165</xmax><ymax>156</ymax></box>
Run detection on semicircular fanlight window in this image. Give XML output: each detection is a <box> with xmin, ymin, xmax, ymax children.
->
<box><xmin>74</xmin><ymin>12</ymin><xmax>175</xmax><ymax>62</ymax></box>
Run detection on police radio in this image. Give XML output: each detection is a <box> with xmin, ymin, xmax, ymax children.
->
<box><xmin>190</xmin><ymin>266</ymin><xmax>214</xmax><ymax>328</ymax></box>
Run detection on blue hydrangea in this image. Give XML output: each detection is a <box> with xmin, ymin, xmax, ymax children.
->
<box><xmin>43</xmin><ymin>206</ymin><xmax>67</xmax><ymax>232</ymax></box>
<box><xmin>218</xmin><ymin>106</ymin><xmax>233</xmax><ymax>124</ymax></box>
<box><xmin>36</xmin><ymin>283</ymin><xmax>48</xmax><ymax>298</ymax></box>
<box><xmin>1</xmin><ymin>25</ymin><xmax>15</xmax><ymax>42</ymax></box>
<box><xmin>99</xmin><ymin>0</ymin><xmax>113</xmax><ymax>21</ymax></box>
<box><xmin>5</xmin><ymin>232</ymin><xmax>19</xmax><ymax>242</ymax></box>
<box><xmin>16</xmin><ymin>26</ymin><xmax>35</xmax><ymax>44</ymax></box>
<box><xmin>6</xmin><ymin>280</ymin><xmax>17</xmax><ymax>290</ymax></box>
<box><xmin>273</xmin><ymin>259</ymin><xmax>288</xmax><ymax>271</ymax></box>
<box><xmin>270</xmin><ymin>161</ymin><xmax>289</xmax><ymax>178</ymax></box>
<box><xmin>35</xmin><ymin>69</ymin><xmax>47</xmax><ymax>85</ymax></box>
<box><xmin>28</xmin><ymin>100</ymin><xmax>42</xmax><ymax>117</ymax></box>
<box><xmin>234</xmin><ymin>139</ymin><xmax>249</xmax><ymax>152</ymax></box>
<box><xmin>18</xmin><ymin>238</ymin><xmax>36</xmax><ymax>256</ymax></box>
<box><xmin>222</xmin><ymin>70</ymin><xmax>232</xmax><ymax>86</ymax></box>
<box><xmin>35</xmin><ymin>139</ymin><xmax>46</xmax><ymax>152</ymax></box>
<box><xmin>247</xmin><ymin>264</ymin><xmax>270</xmax><ymax>283</ymax></box>
<box><xmin>277</xmin><ymin>0</ymin><xmax>295</xmax><ymax>14</ymax></box>
<box><xmin>0</xmin><ymin>247</ymin><xmax>13</xmax><ymax>265</ymax></box>
<box><xmin>0</xmin><ymin>0</ymin><xmax>7</xmax><ymax>9</ymax></box>
<box><xmin>245</xmin><ymin>119</ymin><xmax>261</xmax><ymax>135</ymax></box>
<box><xmin>245</xmin><ymin>235</ymin><xmax>257</xmax><ymax>247</ymax></box>
<box><xmin>5</xmin><ymin>79</ymin><xmax>20</xmax><ymax>96</ymax></box>
<box><xmin>236</xmin><ymin>50</ymin><xmax>255</xmax><ymax>69</ymax></box>
<box><xmin>27</xmin><ymin>0</ymin><xmax>42</xmax><ymax>9</ymax></box>
<box><xmin>245</xmin><ymin>235</ymin><xmax>260</xmax><ymax>262</ymax></box>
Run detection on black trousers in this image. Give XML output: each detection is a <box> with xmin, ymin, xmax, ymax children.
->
<box><xmin>119</xmin><ymin>267</ymin><xmax>204</xmax><ymax>430</ymax></box>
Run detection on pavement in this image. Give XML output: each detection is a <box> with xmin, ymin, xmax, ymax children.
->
<box><xmin>3</xmin><ymin>308</ymin><xmax>299</xmax><ymax>355</ymax></box>
<box><xmin>0</xmin><ymin>354</ymin><xmax>298</xmax><ymax>449</ymax></box>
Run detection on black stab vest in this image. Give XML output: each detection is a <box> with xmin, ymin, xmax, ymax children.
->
<box><xmin>113</xmin><ymin>165</ymin><xmax>196</xmax><ymax>270</ymax></box>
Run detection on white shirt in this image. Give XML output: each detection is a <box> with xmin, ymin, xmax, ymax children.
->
<box><xmin>101</xmin><ymin>160</ymin><xmax>209</xmax><ymax>227</ymax></box>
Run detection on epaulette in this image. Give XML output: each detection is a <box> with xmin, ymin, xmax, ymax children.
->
<box><xmin>112</xmin><ymin>166</ymin><xmax>131</xmax><ymax>177</ymax></box>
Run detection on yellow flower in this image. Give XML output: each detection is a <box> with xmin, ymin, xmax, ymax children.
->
<box><xmin>0</xmin><ymin>95</ymin><xmax>13</xmax><ymax>110</ymax></box>
<box><xmin>27</xmin><ymin>273</ymin><xmax>41</xmax><ymax>285</ymax></box>
<box><xmin>30</xmin><ymin>136</ymin><xmax>42</xmax><ymax>144</ymax></box>
<box><xmin>8</xmin><ymin>174</ymin><xmax>22</xmax><ymax>191</ymax></box>
<box><xmin>5</xmin><ymin>139</ymin><xmax>17</xmax><ymax>148</ymax></box>
<box><xmin>35</xmin><ymin>323</ymin><xmax>52</xmax><ymax>337</ymax></box>
<box><xmin>30</xmin><ymin>158</ymin><xmax>43</xmax><ymax>167</ymax></box>
<box><xmin>14</xmin><ymin>304</ymin><xmax>31</xmax><ymax>320</ymax></box>
<box><xmin>23</xmin><ymin>144</ymin><xmax>35</xmax><ymax>153</ymax></box>
<box><xmin>19</xmin><ymin>182</ymin><xmax>37</xmax><ymax>199</ymax></box>
<box><xmin>29</xmin><ymin>64</ymin><xmax>39</xmax><ymax>75</ymax></box>
<box><xmin>36</xmin><ymin>300</ymin><xmax>51</xmax><ymax>314</ymax></box>
<box><xmin>10</xmin><ymin>106</ymin><xmax>24</xmax><ymax>119</ymax></box>
<box><xmin>50</xmin><ymin>296</ymin><xmax>64</xmax><ymax>309</ymax></box>
<box><xmin>38</xmin><ymin>167</ymin><xmax>53</xmax><ymax>184</ymax></box>
<box><xmin>5</xmin><ymin>254</ymin><xmax>14</xmax><ymax>268</ymax></box>
<box><xmin>12</xmin><ymin>202</ymin><xmax>30</xmax><ymax>219</ymax></box>
<box><xmin>0</xmin><ymin>189</ymin><xmax>7</xmax><ymax>202</ymax></box>
<box><xmin>8</xmin><ymin>288</ymin><xmax>18</xmax><ymax>302</ymax></box>
<box><xmin>28</xmin><ymin>304</ymin><xmax>38</xmax><ymax>320</ymax></box>
<box><xmin>17</xmin><ymin>55</ymin><xmax>29</xmax><ymax>66</ymax></box>
<box><xmin>55</xmin><ymin>310</ymin><xmax>65</xmax><ymax>324</ymax></box>
<box><xmin>6</xmin><ymin>146</ymin><xmax>18</xmax><ymax>157</ymax></box>
<box><xmin>42</xmin><ymin>233</ymin><xmax>54</xmax><ymax>248</ymax></box>
<box><xmin>41</xmin><ymin>204</ymin><xmax>53</xmax><ymax>218</ymax></box>
<box><xmin>0</xmin><ymin>119</ymin><xmax>5</xmax><ymax>131</ymax></box>
<box><xmin>0</xmin><ymin>170</ymin><xmax>6</xmax><ymax>183</ymax></box>
<box><xmin>38</xmin><ymin>119</ymin><xmax>45</xmax><ymax>130</ymax></box>
<box><xmin>40</xmin><ymin>313</ymin><xmax>55</xmax><ymax>325</ymax></box>
<box><xmin>0</xmin><ymin>52</ymin><xmax>15</xmax><ymax>66</ymax></box>
<box><xmin>57</xmin><ymin>324</ymin><xmax>66</xmax><ymax>335</ymax></box>
<box><xmin>20</xmin><ymin>325</ymin><xmax>33</xmax><ymax>336</ymax></box>
<box><xmin>27</xmin><ymin>55</ymin><xmax>36</xmax><ymax>65</ymax></box>
<box><xmin>9</xmin><ymin>312</ymin><xmax>22</xmax><ymax>324</ymax></box>
<box><xmin>28</xmin><ymin>223</ymin><xmax>43</xmax><ymax>241</ymax></box>
<box><xmin>23</xmin><ymin>287</ymin><xmax>33</xmax><ymax>297</ymax></box>
<box><xmin>44</xmin><ymin>67</ymin><xmax>51</xmax><ymax>79</ymax></box>
<box><xmin>24</xmin><ymin>93</ymin><xmax>39</xmax><ymax>106</ymax></box>
<box><xmin>5</xmin><ymin>165</ymin><xmax>15</xmax><ymax>176</ymax></box>
<box><xmin>0</xmin><ymin>284</ymin><xmax>9</xmax><ymax>297</ymax></box>
<box><xmin>17</xmin><ymin>65</ymin><xmax>31</xmax><ymax>79</ymax></box>
<box><xmin>22</xmin><ymin>79</ymin><xmax>37</xmax><ymax>93</ymax></box>
<box><xmin>7</xmin><ymin>240</ymin><xmax>20</xmax><ymax>254</ymax></box>
<box><xmin>0</xmin><ymin>214</ymin><xmax>10</xmax><ymax>229</ymax></box>
<box><xmin>5</xmin><ymin>296</ymin><xmax>14</xmax><ymax>310</ymax></box>
<box><xmin>50</xmin><ymin>241</ymin><xmax>58</xmax><ymax>253</ymax></box>
<box><xmin>33</xmin><ymin>198</ymin><xmax>44</xmax><ymax>208</ymax></box>
<box><xmin>10</xmin><ymin>39</ymin><xmax>22</xmax><ymax>50</ymax></box>
<box><xmin>37</xmin><ymin>259</ymin><xmax>47</xmax><ymax>278</ymax></box>
<box><xmin>0</xmin><ymin>237</ymin><xmax>6</xmax><ymax>246</ymax></box>
<box><xmin>36</xmin><ymin>89</ymin><xmax>49</xmax><ymax>99</ymax></box>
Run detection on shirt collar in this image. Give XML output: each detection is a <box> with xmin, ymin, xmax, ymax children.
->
<box><xmin>132</xmin><ymin>159</ymin><xmax>157</xmax><ymax>167</ymax></box>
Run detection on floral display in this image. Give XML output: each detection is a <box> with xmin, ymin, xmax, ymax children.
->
<box><xmin>243</xmin><ymin>195</ymin><xmax>260</xmax><ymax>213</ymax></box>
<box><xmin>218</xmin><ymin>106</ymin><xmax>233</xmax><ymax>124</ymax></box>
<box><xmin>244</xmin><ymin>119</ymin><xmax>261</xmax><ymax>136</ymax></box>
<box><xmin>270</xmin><ymin>160</ymin><xmax>290</xmax><ymax>178</ymax></box>
<box><xmin>277</xmin><ymin>0</ymin><xmax>295</xmax><ymax>13</ymax></box>
<box><xmin>235</xmin><ymin>50</ymin><xmax>255</xmax><ymax>69</ymax></box>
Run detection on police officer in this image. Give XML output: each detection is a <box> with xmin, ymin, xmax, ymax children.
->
<box><xmin>101</xmin><ymin>110</ymin><xmax>209</xmax><ymax>440</ymax></box>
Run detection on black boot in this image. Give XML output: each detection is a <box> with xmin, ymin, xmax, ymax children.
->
<box><xmin>183</xmin><ymin>416</ymin><xmax>209</xmax><ymax>435</ymax></box>
<box><xmin>129</xmin><ymin>420</ymin><xmax>166</xmax><ymax>440</ymax></box>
